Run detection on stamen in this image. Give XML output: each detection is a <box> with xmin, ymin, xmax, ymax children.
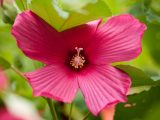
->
<box><xmin>70</xmin><ymin>47</ymin><xmax>85</xmax><ymax>69</ymax></box>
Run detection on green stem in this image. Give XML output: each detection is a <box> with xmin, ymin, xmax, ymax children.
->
<box><xmin>11</xmin><ymin>65</ymin><xmax>26</xmax><ymax>79</ymax></box>
<box><xmin>46</xmin><ymin>98</ymin><xmax>58</xmax><ymax>120</ymax></box>
<box><xmin>82</xmin><ymin>112</ymin><xmax>90</xmax><ymax>120</ymax></box>
<box><xmin>69</xmin><ymin>103</ymin><xmax>73</xmax><ymax>120</ymax></box>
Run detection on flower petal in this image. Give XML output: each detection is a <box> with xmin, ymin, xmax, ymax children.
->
<box><xmin>0</xmin><ymin>108</ymin><xmax>22</xmax><ymax>120</ymax></box>
<box><xmin>86</xmin><ymin>14</ymin><xmax>147</xmax><ymax>64</ymax></box>
<box><xmin>25</xmin><ymin>65</ymin><xmax>79</xmax><ymax>103</ymax></box>
<box><xmin>62</xmin><ymin>19</ymin><xmax>101</xmax><ymax>50</ymax></box>
<box><xmin>78</xmin><ymin>65</ymin><xmax>131</xmax><ymax>115</ymax></box>
<box><xmin>12</xmin><ymin>10</ymin><xmax>68</xmax><ymax>64</ymax></box>
<box><xmin>101</xmin><ymin>106</ymin><xmax>115</xmax><ymax>120</ymax></box>
<box><xmin>0</xmin><ymin>70</ymin><xmax>7</xmax><ymax>91</ymax></box>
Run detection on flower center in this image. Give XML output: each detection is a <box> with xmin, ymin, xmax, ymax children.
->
<box><xmin>70</xmin><ymin>47</ymin><xmax>86</xmax><ymax>69</ymax></box>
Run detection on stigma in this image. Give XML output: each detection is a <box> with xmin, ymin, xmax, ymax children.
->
<box><xmin>70</xmin><ymin>47</ymin><xmax>86</xmax><ymax>69</ymax></box>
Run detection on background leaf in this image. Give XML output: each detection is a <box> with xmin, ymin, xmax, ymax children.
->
<box><xmin>116</xmin><ymin>65</ymin><xmax>160</xmax><ymax>87</ymax></box>
<box><xmin>29</xmin><ymin>0</ymin><xmax>112</xmax><ymax>31</ymax></box>
<box><xmin>115</xmin><ymin>86</ymin><xmax>160</xmax><ymax>120</ymax></box>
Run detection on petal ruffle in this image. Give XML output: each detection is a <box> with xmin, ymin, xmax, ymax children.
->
<box><xmin>12</xmin><ymin>10</ymin><xmax>68</xmax><ymax>64</ymax></box>
<box><xmin>78</xmin><ymin>65</ymin><xmax>131</xmax><ymax>115</ymax></box>
<box><xmin>86</xmin><ymin>14</ymin><xmax>147</xmax><ymax>64</ymax></box>
<box><xmin>62</xmin><ymin>19</ymin><xmax>101</xmax><ymax>50</ymax></box>
<box><xmin>25</xmin><ymin>65</ymin><xmax>79</xmax><ymax>103</ymax></box>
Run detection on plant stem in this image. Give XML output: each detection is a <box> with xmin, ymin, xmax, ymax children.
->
<box><xmin>82</xmin><ymin>112</ymin><xmax>90</xmax><ymax>120</ymax></box>
<box><xmin>46</xmin><ymin>98</ymin><xmax>58</xmax><ymax>120</ymax></box>
<box><xmin>11</xmin><ymin>65</ymin><xmax>26</xmax><ymax>79</ymax></box>
<box><xmin>69</xmin><ymin>102</ymin><xmax>73</xmax><ymax>120</ymax></box>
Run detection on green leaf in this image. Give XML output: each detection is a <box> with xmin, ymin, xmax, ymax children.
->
<box><xmin>146</xmin><ymin>10</ymin><xmax>160</xmax><ymax>24</ymax></box>
<box><xmin>14</xmin><ymin>0</ymin><xmax>24</xmax><ymax>11</ymax></box>
<box><xmin>115</xmin><ymin>86</ymin><xmax>160</xmax><ymax>120</ymax></box>
<box><xmin>14</xmin><ymin>0</ymin><xmax>28</xmax><ymax>11</ymax></box>
<box><xmin>143</xmin><ymin>24</ymin><xmax>160</xmax><ymax>66</ymax></box>
<box><xmin>59</xmin><ymin>0</ymin><xmax>97</xmax><ymax>12</ymax></box>
<box><xmin>105</xmin><ymin>0</ymin><xmax>137</xmax><ymax>14</ymax></box>
<box><xmin>116</xmin><ymin>65</ymin><xmax>160</xmax><ymax>87</ymax></box>
<box><xmin>29</xmin><ymin>0</ymin><xmax>112</xmax><ymax>31</ymax></box>
<box><xmin>0</xmin><ymin>56</ymin><xmax>11</xmax><ymax>70</ymax></box>
<box><xmin>129</xmin><ymin>0</ymin><xmax>160</xmax><ymax>24</ymax></box>
<box><xmin>144</xmin><ymin>0</ymin><xmax>151</xmax><ymax>9</ymax></box>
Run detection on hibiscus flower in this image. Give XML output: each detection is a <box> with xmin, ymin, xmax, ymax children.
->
<box><xmin>12</xmin><ymin>10</ymin><xmax>146</xmax><ymax>115</ymax></box>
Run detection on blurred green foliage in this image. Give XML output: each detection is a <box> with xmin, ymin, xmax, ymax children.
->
<box><xmin>0</xmin><ymin>56</ymin><xmax>11</xmax><ymax>70</ymax></box>
<box><xmin>0</xmin><ymin>0</ymin><xmax>160</xmax><ymax>120</ymax></box>
<box><xmin>115</xmin><ymin>86</ymin><xmax>160</xmax><ymax>120</ymax></box>
<box><xmin>116</xmin><ymin>65</ymin><xmax>160</xmax><ymax>87</ymax></box>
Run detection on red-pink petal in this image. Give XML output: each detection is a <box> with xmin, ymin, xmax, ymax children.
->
<box><xmin>78</xmin><ymin>65</ymin><xmax>131</xmax><ymax>115</ymax></box>
<box><xmin>12</xmin><ymin>10</ymin><xmax>68</xmax><ymax>64</ymax></box>
<box><xmin>86</xmin><ymin>14</ymin><xmax>147</xmax><ymax>64</ymax></box>
<box><xmin>62</xmin><ymin>19</ymin><xmax>101</xmax><ymax>50</ymax></box>
<box><xmin>25</xmin><ymin>65</ymin><xmax>78</xmax><ymax>103</ymax></box>
<box><xmin>0</xmin><ymin>108</ymin><xmax>22</xmax><ymax>120</ymax></box>
<box><xmin>0</xmin><ymin>70</ymin><xmax>7</xmax><ymax>91</ymax></box>
<box><xmin>101</xmin><ymin>106</ymin><xmax>115</xmax><ymax>120</ymax></box>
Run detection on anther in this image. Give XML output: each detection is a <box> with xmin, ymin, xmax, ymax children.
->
<box><xmin>70</xmin><ymin>47</ymin><xmax>85</xmax><ymax>69</ymax></box>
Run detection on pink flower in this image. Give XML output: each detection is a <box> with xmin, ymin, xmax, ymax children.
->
<box><xmin>12</xmin><ymin>10</ymin><xmax>146</xmax><ymax>115</ymax></box>
<box><xmin>0</xmin><ymin>69</ymin><xmax>7</xmax><ymax>91</ymax></box>
<box><xmin>0</xmin><ymin>108</ymin><xmax>22</xmax><ymax>120</ymax></box>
